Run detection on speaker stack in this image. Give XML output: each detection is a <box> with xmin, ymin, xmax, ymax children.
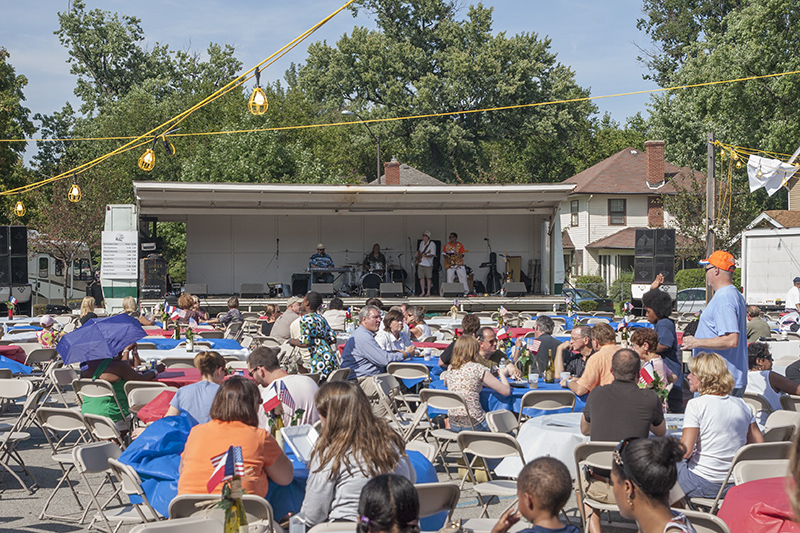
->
<box><xmin>634</xmin><ymin>229</ymin><xmax>675</xmax><ymax>284</ymax></box>
<box><xmin>140</xmin><ymin>255</ymin><xmax>168</xmax><ymax>300</ymax></box>
<box><xmin>0</xmin><ymin>226</ymin><xmax>28</xmax><ymax>285</ymax></box>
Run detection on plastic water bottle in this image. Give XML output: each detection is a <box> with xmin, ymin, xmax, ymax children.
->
<box><xmin>290</xmin><ymin>515</ymin><xmax>306</xmax><ymax>533</ymax></box>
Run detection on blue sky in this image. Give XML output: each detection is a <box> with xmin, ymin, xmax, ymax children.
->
<box><xmin>2</xmin><ymin>0</ymin><xmax>659</xmax><ymax>152</ymax></box>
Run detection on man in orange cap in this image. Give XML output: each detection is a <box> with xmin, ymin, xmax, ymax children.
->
<box><xmin>681</xmin><ymin>250</ymin><xmax>748</xmax><ymax>395</ymax></box>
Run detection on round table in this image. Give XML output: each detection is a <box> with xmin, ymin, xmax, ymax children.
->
<box><xmin>717</xmin><ymin>477</ymin><xmax>800</xmax><ymax>533</ymax></box>
<box><xmin>0</xmin><ymin>345</ymin><xmax>26</xmax><ymax>363</ymax></box>
<box><xmin>156</xmin><ymin>368</ymin><xmax>252</xmax><ymax>387</ymax></box>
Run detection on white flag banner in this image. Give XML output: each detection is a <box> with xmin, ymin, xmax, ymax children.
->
<box><xmin>747</xmin><ymin>154</ymin><xmax>799</xmax><ymax>196</ymax></box>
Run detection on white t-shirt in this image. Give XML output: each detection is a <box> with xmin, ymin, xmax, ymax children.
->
<box><xmin>785</xmin><ymin>286</ymin><xmax>800</xmax><ymax>311</ymax></box>
<box><xmin>683</xmin><ymin>394</ymin><xmax>754</xmax><ymax>482</ymax></box>
<box><xmin>259</xmin><ymin>374</ymin><xmax>320</xmax><ymax>428</ymax></box>
<box><xmin>375</xmin><ymin>328</ymin><xmax>413</xmax><ymax>353</ymax></box>
<box><xmin>418</xmin><ymin>240</ymin><xmax>435</xmax><ymax>267</ymax></box>
<box><xmin>745</xmin><ymin>370</ymin><xmax>783</xmax><ymax>423</ymax></box>
<box><xmin>322</xmin><ymin>309</ymin><xmax>347</xmax><ymax>332</ymax></box>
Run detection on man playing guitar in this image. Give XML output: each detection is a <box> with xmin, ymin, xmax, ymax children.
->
<box><xmin>415</xmin><ymin>231</ymin><xmax>436</xmax><ymax>297</ymax></box>
<box><xmin>443</xmin><ymin>232</ymin><xmax>469</xmax><ymax>294</ymax></box>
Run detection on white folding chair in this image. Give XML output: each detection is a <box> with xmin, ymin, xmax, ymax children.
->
<box><xmin>0</xmin><ymin>380</ymin><xmax>41</xmax><ymax>493</ymax></box>
<box><xmin>197</xmin><ymin>330</ymin><xmax>224</xmax><ymax>339</ymax></box>
<box><xmin>517</xmin><ymin>390</ymin><xmax>575</xmax><ymax>424</ymax></box>
<box><xmin>780</xmin><ymin>394</ymin><xmax>800</xmax><ymax>411</ymax></box>
<box><xmin>676</xmin><ymin>508</ymin><xmax>732</xmax><ymax>533</ymax></box>
<box><xmin>373</xmin><ymin>374</ymin><xmax>430</xmax><ymax>442</ymax></box>
<box><xmin>689</xmin><ymin>441</ymin><xmax>792</xmax><ymax>514</ymax></box>
<box><xmin>158</xmin><ymin>357</ymin><xmax>195</xmax><ymax>369</ymax></box>
<box><xmin>415</xmin><ymin>481</ymin><xmax>460</xmax><ymax>523</ymax></box>
<box><xmin>486</xmin><ymin>409</ymin><xmax>518</xmax><ymax>435</ymax></box>
<box><xmin>100</xmin><ymin>458</ymin><xmax>163</xmax><ymax>530</ymax></box>
<box><xmin>326</xmin><ymin>367</ymin><xmax>351</xmax><ymax>382</ymax></box>
<box><xmin>125</xmin><ymin>381</ymin><xmax>169</xmax><ymax>403</ymax></box>
<box><xmin>387</xmin><ymin>362</ymin><xmax>431</xmax><ymax>406</ymax></box>
<box><xmin>168</xmin><ymin>493</ymin><xmax>274</xmax><ymax>531</ymax></box>
<box><xmin>130</xmin><ymin>517</ymin><xmax>223</xmax><ymax>533</ymax></box>
<box><xmin>73</xmin><ymin>378</ymin><xmax>132</xmax><ymax>436</ymax></box>
<box><xmin>406</xmin><ymin>440</ymin><xmax>437</xmax><ymax>463</ymax></box>
<box><xmin>84</xmin><ymin>413</ymin><xmax>129</xmax><ymax>448</ymax></box>
<box><xmin>49</xmin><ymin>366</ymin><xmax>79</xmax><ymax>408</ymax></box>
<box><xmin>456</xmin><ymin>431</ymin><xmax>525</xmax><ymax>516</ymax></box>
<box><xmin>742</xmin><ymin>392</ymin><xmax>772</xmax><ymax>423</ymax></box>
<box><xmin>732</xmin><ymin>458</ymin><xmax>789</xmax><ymax>485</ymax></box>
<box><xmin>574</xmin><ymin>441</ymin><xmax>620</xmax><ymax>531</ymax></box>
<box><xmin>72</xmin><ymin>441</ymin><xmax>124</xmax><ymax>533</ymax></box>
<box><xmin>419</xmin><ymin>389</ymin><xmax>474</xmax><ymax>479</ymax></box>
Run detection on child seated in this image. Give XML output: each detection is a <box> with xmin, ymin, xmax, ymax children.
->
<box><xmin>36</xmin><ymin>315</ymin><xmax>61</xmax><ymax>348</ymax></box>
<box><xmin>357</xmin><ymin>474</ymin><xmax>419</xmax><ymax>533</ymax></box>
<box><xmin>492</xmin><ymin>457</ymin><xmax>579</xmax><ymax>533</ymax></box>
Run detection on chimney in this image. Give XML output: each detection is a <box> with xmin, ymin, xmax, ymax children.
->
<box><xmin>648</xmin><ymin>196</ymin><xmax>664</xmax><ymax>227</ymax></box>
<box><xmin>645</xmin><ymin>140</ymin><xmax>666</xmax><ymax>188</ymax></box>
<box><xmin>384</xmin><ymin>157</ymin><xmax>400</xmax><ymax>185</ymax></box>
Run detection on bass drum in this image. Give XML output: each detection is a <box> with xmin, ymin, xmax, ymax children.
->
<box><xmin>360</xmin><ymin>272</ymin><xmax>383</xmax><ymax>291</ymax></box>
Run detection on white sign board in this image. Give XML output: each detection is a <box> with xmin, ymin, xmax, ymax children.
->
<box><xmin>101</xmin><ymin>231</ymin><xmax>138</xmax><ymax>280</ymax></box>
<box><xmin>631</xmin><ymin>283</ymin><xmax>677</xmax><ymax>300</ymax></box>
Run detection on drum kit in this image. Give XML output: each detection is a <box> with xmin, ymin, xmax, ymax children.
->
<box><xmin>341</xmin><ymin>248</ymin><xmax>408</xmax><ymax>296</ymax></box>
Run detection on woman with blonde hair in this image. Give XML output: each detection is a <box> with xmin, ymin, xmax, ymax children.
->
<box><xmin>444</xmin><ymin>335</ymin><xmax>510</xmax><ymax>431</ymax></box>
<box><xmin>122</xmin><ymin>296</ymin><xmax>154</xmax><ymax>326</ymax></box>
<box><xmin>165</xmin><ymin>351</ymin><xmax>227</xmax><ymax>424</ymax></box>
<box><xmin>79</xmin><ymin>296</ymin><xmax>97</xmax><ymax>326</ymax></box>
<box><xmin>677</xmin><ymin>352</ymin><xmax>763</xmax><ymax>499</ymax></box>
<box><xmin>294</xmin><ymin>381</ymin><xmax>414</xmax><ymax>527</ymax></box>
<box><xmin>176</xmin><ymin>293</ymin><xmax>204</xmax><ymax>324</ymax></box>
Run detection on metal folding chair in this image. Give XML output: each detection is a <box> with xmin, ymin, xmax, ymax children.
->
<box><xmin>419</xmin><ymin>388</ymin><xmax>475</xmax><ymax>479</ymax></box>
<box><xmin>517</xmin><ymin>389</ymin><xmax>575</xmax><ymax>425</ymax></box>
<box><xmin>456</xmin><ymin>431</ymin><xmax>525</xmax><ymax>516</ymax></box>
<box><xmin>72</xmin><ymin>441</ymin><xmax>124</xmax><ymax>533</ymax></box>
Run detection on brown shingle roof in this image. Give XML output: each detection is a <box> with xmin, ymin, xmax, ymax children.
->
<box><xmin>369</xmin><ymin>164</ymin><xmax>445</xmax><ymax>185</ymax></box>
<box><xmin>763</xmin><ymin>210</ymin><xmax>800</xmax><ymax>228</ymax></box>
<box><xmin>586</xmin><ymin>227</ymin><xmax>639</xmax><ymax>249</ymax></box>
<box><xmin>562</xmin><ymin>229</ymin><xmax>575</xmax><ymax>249</ymax></box>
<box><xmin>563</xmin><ymin>147</ymin><xmax>702</xmax><ymax>195</ymax></box>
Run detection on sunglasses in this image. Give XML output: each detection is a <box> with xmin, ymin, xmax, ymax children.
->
<box><xmin>613</xmin><ymin>437</ymin><xmax>641</xmax><ymax>486</ymax></box>
<box><xmin>704</xmin><ymin>266</ymin><xmax>716</xmax><ymax>272</ymax></box>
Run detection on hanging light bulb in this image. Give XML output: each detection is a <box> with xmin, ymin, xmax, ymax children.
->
<box><xmin>732</xmin><ymin>151</ymin><xmax>739</xmax><ymax>161</ymax></box>
<box><xmin>720</xmin><ymin>149</ymin><xmax>725</xmax><ymax>158</ymax></box>
<box><xmin>138</xmin><ymin>136</ymin><xmax>159</xmax><ymax>171</ymax></box>
<box><xmin>14</xmin><ymin>197</ymin><xmax>25</xmax><ymax>217</ymax></box>
<box><xmin>248</xmin><ymin>70</ymin><xmax>269</xmax><ymax>115</ymax></box>
<box><xmin>68</xmin><ymin>172</ymin><xmax>81</xmax><ymax>202</ymax></box>
<box><xmin>757</xmin><ymin>166</ymin><xmax>763</xmax><ymax>178</ymax></box>
<box><xmin>736</xmin><ymin>160</ymin><xmax>742</xmax><ymax>169</ymax></box>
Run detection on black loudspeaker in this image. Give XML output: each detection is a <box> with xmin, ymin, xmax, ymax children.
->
<box><xmin>0</xmin><ymin>256</ymin><xmax>9</xmax><ymax>284</ymax></box>
<box><xmin>635</xmin><ymin>229</ymin><xmax>655</xmax><ymax>257</ymax></box>
<box><xmin>502</xmin><ymin>282</ymin><xmax>527</xmax><ymax>297</ymax></box>
<box><xmin>655</xmin><ymin>228</ymin><xmax>676</xmax><ymax>256</ymax></box>
<box><xmin>364</xmin><ymin>288</ymin><xmax>379</xmax><ymax>298</ymax></box>
<box><xmin>310</xmin><ymin>283</ymin><xmax>334</xmax><ymax>296</ymax></box>
<box><xmin>380</xmin><ymin>283</ymin><xmax>403</xmax><ymax>297</ymax></box>
<box><xmin>654</xmin><ymin>256</ymin><xmax>675</xmax><ymax>284</ymax></box>
<box><xmin>140</xmin><ymin>256</ymin><xmax>168</xmax><ymax>299</ymax></box>
<box><xmin>0</xmin><ymin>227</ymin><xmax>8</xmax><ymax>254</ymax></box>
<box><xmin>9</xmin><ymin>226</ymin><xmax>27</xmax><ymax>256</ymax></box>
<box><xmin>440</xmin><ymin>283</ymin><xmax>464</xmax><ymax>297</ymax></box>
<box><xmin>10</xmin><ymin>256</ymin><xmax>27</xmax><ymax>285</ymax></box>
<box><xmin>634</xmin><ymin>257</ymin><xmax>655</xmax><ymax>283</ymax></box>
<box><xmin>291</xmin><ymin>273</ymin><xmax>310</xmax><ymax>296</ymax></box>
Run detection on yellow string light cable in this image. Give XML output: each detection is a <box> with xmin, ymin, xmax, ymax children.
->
<box><xmin>2</xmin><ymin>49</ymin><xmax>798</xmax><ymax>197</ymax></box>
<box><xmin>0</xmin><ymin>0</ymin><xmax>357</xmax><ymax>197</ymax></box>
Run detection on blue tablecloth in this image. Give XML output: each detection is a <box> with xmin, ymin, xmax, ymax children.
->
<box><xmin>0</xmin><ymin>354</ymin><xmax>32</xmax><ymax>374</ymax></box>
<box><xmin>428</xmin><ymin>378</ymin><xmax>585</xmax><ymax>418</ymax></box>
<box><xmin>6</xmin><ymin>325</ymin><xmax>41</xmax><ymax>332</ymax></box>
<box><xmin>402</xmin><ymin>357</ymin><xmax>444</xmax><ymax>387</ymax></box>
<box><xmin>139</xmin><ymin>338</ymin><xmax>244</xmax><ymax>350</ymax></box>
<box><xmin>121</xmin><ymin>415</ymin><xmax>442</xmax><ymax>528</ymax></box>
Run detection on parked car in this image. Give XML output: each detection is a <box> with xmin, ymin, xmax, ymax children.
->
<box><xmin>676</xmin><ymin>287</ymin><xmax>707</xmax><ymax>314</ymax></box>
<box><xmin>561</xmin><ymin>288</ymin><xmax>614</xmax><ymax>313</ymax></box>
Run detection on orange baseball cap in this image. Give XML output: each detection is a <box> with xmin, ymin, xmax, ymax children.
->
<box><xmin>699</xmin><ymin>250</ymin><xmax>736</xmax><ymax>272</ymax></box>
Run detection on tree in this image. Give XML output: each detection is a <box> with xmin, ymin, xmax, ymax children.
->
<box><xmin>0</xmin><ymin>48</ymin><xmax>35</xmax><ymax>223</ymax></box>
<box><xmin>646</xmin><ymin>0</ymin><xmax>799</xmax><ymax>255</ymax></box>
<box><xmin>292</xmin><ymin>0</ymin><xmax>597</xmax><ymax>183</ymax></box>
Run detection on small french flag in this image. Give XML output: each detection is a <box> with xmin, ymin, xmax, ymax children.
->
<box><xmin>207</xmin><ymin>445</ymin><xmax>245</xmax><ymax>492</ymax></box>
<box><xmin>640</xmin><ymin>360</ymin><xmax>656</xmax><ymax>385</ymax></box>
<box><xmin>263</xmin><ymin>384</ymin><xmax>280</xmax><ymax>413</ymax></box>
<box><xmin>9</xmin><ymin>296</ymin><xmax>17</xmax><ymax>306</ymax></box>
<box><xmin>496</xmin><ymin>327</ymin><xmax>510</xmax><ymax>340</ymax></box>
<box><xmin>499</xmin><ymin>306</ymin><xmax>507</xmax><ymax>316</ymax></box>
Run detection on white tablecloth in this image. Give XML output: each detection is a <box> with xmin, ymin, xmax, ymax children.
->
<box><xmin>3</xmin><ymin>332</ymin><xmax>38</xmax><ymax>343</ymax></box>
<box><xmin>137</xmin><ymin>348</ymin><xmax>249</xmax><ymax>362</ymax></box>
<box><xmin>763</xmin><ymin>339</ymin><xmax>800</xmax><ymax>359</ymax></box>
<box><xmin>495</xmin><ymin>412</ymin><xmax>685</xmax><ymax>479</ymax></box>
<box><xmin>426</xmin><ymin>316</ymin><xmax>495</xmax><ymax>329</ymax></box>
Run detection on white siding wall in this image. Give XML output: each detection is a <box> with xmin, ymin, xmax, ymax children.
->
<box><xmin>186</xmin><ymin>213</ymin><xmax>546</xmax><ymax>294</ymax></box>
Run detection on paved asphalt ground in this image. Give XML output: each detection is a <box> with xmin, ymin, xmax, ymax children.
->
<box><xmin>0</xmin><ymin>387</ymin><xmax>636</xmax><ymax>533</ymax></box>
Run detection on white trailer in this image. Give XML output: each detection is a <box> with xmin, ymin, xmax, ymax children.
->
<box><xmin>741</xmin><ymin>226</ymin><xmax>800</xmax><ymax>306</ymax></box>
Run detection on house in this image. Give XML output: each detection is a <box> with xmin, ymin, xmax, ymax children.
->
<box><xmin>559</xmin><ymin>140</ymin><xmax>702</xmax><ymax>286</ymax></box>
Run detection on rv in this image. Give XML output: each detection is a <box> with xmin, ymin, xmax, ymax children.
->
<box><xmin>29</xmin><ymin>244</ymin><xmax>93</xmax><ymax>306</ymax></box>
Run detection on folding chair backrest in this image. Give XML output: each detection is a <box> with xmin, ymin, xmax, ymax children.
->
<box><xmin>36</xmin><ymin>406</ymin><xmax>88</xmax><ymax>436</ymax></box>
<box><xmin>0</xmin><ymin>377</ymin><xmax>33</xmax><ymax>400</ymax></box>
<box><xmin>227</xmin><ymin>360</ymin><xmax>248</xmax><ymax>370</ymax></box>
<box><xmin>168</xmin><ymin>494</ymin><xmax>273</xmax><ymax>524</ymax></box>
<box><xmin>457</xmin><ymin>431</ymin><xmax>525</xmax><ymax>462</ymax></box>
<box><xmin>732</xmin><ymin>458</ymin><xmax>789</xmax><ymax>485</ymax></box>
<box><xmin>676</xmin><ymin>509</ymin><xmax>732</xmax><ymax>533</ymax></box>
<box><xmin>765</xmin><ymin>410</ymin><xmax>800</xmax><ymax>431</ymax></box>
<box><xmin>224</xmin><ymin>322</ymin><xmax>242</xmax><ymax>340</ymax></box>
<box><xmin>25</xmin><ymin>348</ymin><xmax>58</xmax><ymax>367</ymax></box>
<box><xmin>0</xmin><ymin>368</ymin><xmax>11</xmax><ymax>379</ymax></box>
<box><xmin>136</xmin><ymin>342</ymin><xmax>158</xmax><ymax>350</ymax></box>
<box><xmin>197</xmin><ymin>330</ymin><xmax>224</xmax><ymax>339</ymax></box>
<box><xmin>108</xmin><ymin>457</ymin><xmax>149</xmax><ymax>498</ymax></box>
<box><xmin>327</xmin><ymin>367</ymin><xmax>351</xmax><ymax>382</ymax></box>
<box><xmin>419</xmin><ymin>389</ymin><xmax>470</xmax><ymax>412</ymax></box>
<box><xmin>52</xmin><ymin>366</ymin><xmax>78</xmax><ymax>386</ymax></box>
<box><xmin>414</xmin><ymin>482</ymin><xmax>461</xmax><ymax>520</ymax></box>
<box><xmin>762</xmin><ymin>424</ymin><xmax>795</xmax><ymax>442</ymax></box>
<box><xmin>406</xmin><ymin>441</ymin><xmax>437</xmax><ymax>463</ymax></box>
<box><xmin>124</xmin><ymin>380</ymin><xmax>169</xmax><ymax>396</ymax></box>
<box><xmin>780</xmin><ymin>394</ymin><xmax>800</xmax><ymax>411</ymax></box>
<box><xmin>387</xmin><ymin>362</ymin><xmax>430</xmax><ymax>382</ymax></box>
<box><xmin>742</xmin><ymin>392</ymin><xmax>772</xmax><ymax>418</ymax></box>
<box><xmin>128</xmin><ymin>387</ymin><xmax>175</xmax><ymax>407</ymax></box>
<box><xmin>84</xmin><ymin>413</ymin><xmax>124</xmax><ymax>442</ymax></box>
<box><xmin>574</xmin><ymin>441</ymin><xmax>617</xmax><ymax>472</ymax></box>
<box><xmin>518</xmin><ymin>390</ymin><xmax>576</xmax><ymax>423</ymax></box>
<box><xmin>486</xmin><ymin>409</ymin><xmax>518</xmax><ymax>435</ymax></box>
<box><xmin>159</xmin><ymin>357</ymin><xmax>195</xmax><ymax>369</ymax></box>
<box><xmin>130</xmin><ymin>516</ymin><xmax>223</xmax><ymax>533</ymax></box>
<box><xmin>72</xmin><ymin>441</ymin><xmax>122</xmax><ymax>474</ymax></box>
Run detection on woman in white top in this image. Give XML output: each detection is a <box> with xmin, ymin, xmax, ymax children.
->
<box><xmin>678</xmin><ymin>352</ymin><xmax>763</xmax><ymax>499</ymax></box>
<box><xmin>746</xmin><ymin>343</ymin><xmax>800</xmax><ymax>422</ymax></box>
<box><xmin>407</xmin><ymin>306</ymin><xmax>431</xmax><ymax>341</ymax></box>
<box><xmin>375</xmin><ymin>310</ymin><xmax>415</xmax><ymax>354</ymax></box>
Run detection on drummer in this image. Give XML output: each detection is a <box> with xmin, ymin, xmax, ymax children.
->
<box><xmin>363</xmin><ymin>243</ymin><xmax>386</xmax><ymax>274</ymax></box>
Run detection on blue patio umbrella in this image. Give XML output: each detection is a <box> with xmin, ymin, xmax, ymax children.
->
<box><xmin>56</xmin><ymin>313</ymin><xmax>147</xmax><ymax>366</ymax></box>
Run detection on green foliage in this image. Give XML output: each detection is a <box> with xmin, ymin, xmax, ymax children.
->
<box><xmin>609</xmin><ymin>269</ymin><xmax>634</xmax><ymax>304</ymax></box>
<box><xmin>675</xmin><ymin>269</ymin><xmax>705</xmax><ymax>290</ymax></box>
<box><xmin>578</xmin><ymin>300</ymin><xmax>598</xmax><ymax>312</ymax></box>
<box><xmin>575</xmin><ymin>275</ymin><xmax>607</xmax><ymax>298</ymax></box>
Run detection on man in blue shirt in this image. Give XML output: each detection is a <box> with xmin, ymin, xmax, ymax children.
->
<box><xmin>341</xmin><ymin>305</ymin><xmax>413</xmax><ymax>415</ymax></box>
<box><xmin>309</xmin><ymin>243</ymin><xmax>335</xmax><ymax>284</ymax></box>
<box><xmin>681</xmin><ymin>250</ymin><xmax>748</xmax><ymax>395</ymax></box>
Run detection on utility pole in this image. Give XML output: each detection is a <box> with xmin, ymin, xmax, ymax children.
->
<box><xmin>706</xmin><ymin>132</ymin><xmax>716</xmax><ymax>303</ymax></box>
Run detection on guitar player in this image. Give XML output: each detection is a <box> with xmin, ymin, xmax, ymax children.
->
<box><xmin>415</xmin><ymin>230</ymin><xmax>436</xmax><ymax>297</ymax></box>
<box><xmin>443</xmin><ymin>232</ymin><xmax>469</xmax><ymax>295</ymax></box>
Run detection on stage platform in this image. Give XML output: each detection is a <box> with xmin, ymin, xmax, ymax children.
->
<box><xmin>141</xmin><ymin>294</ymin><xmax>564</xmax><ymax>315</ymax></box>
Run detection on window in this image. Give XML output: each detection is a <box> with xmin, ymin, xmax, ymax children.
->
<box><xmin>38</xmin><ymin>257</ymin><xmax>49</xmax><ymax>278</ymax></box>
<box><xmin>73</xmin><ymin>259</ymin><xmax>91</xmax><ymax>281</ymax></box>
<box><xmin>570</xmin><ymin>200</ymin><xmax>579</xmax><ymax>226</ymax></box>
<box><xmin>55</xmin><ymin>260</ymin><xmax>64</xmax><ymax>277</ymax></box>
<box><xmin>608</xmin><ymin>199</ymin><xmax>626</xmax><ymax>225</ymax></box>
